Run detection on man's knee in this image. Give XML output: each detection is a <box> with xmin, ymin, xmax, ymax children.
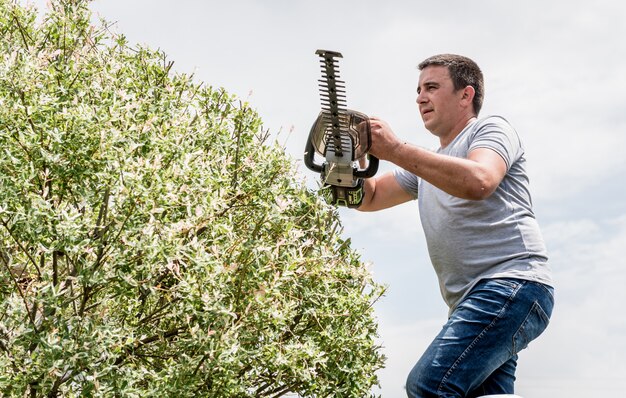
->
<box><xmin>405</xmin><ymin>366</ymin><xmax>425</xmax><ymax>398</ymax></box>
<box><xmin>406</xmin><ymin>364</ymin><xmax>468</xmax><ymax>398</ymax></box>
<box><xmin>405</xmin><ymin>362</ymin><xmax>447</xmax><ymax>398</ymax></box>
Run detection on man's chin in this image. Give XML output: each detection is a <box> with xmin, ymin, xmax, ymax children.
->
<box><xmin>422</xmin><ymin>119</ymin><xmax>435</xmax><ymax>133</ymax></box>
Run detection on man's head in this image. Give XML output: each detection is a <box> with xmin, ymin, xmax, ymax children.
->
<box><xmin>418</xmin><ymin>54</ymin><xmax>484</xmax><ymax>116</ymax></box>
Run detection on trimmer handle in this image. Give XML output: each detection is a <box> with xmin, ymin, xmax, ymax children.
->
<box><xmin>304</xmin><ymin>131</ymin><xmax>323</xmax><ymax>173</ymax></box>
<box><xmin>354</xmin><ymin>154</ymin><xmax>379</xmax><ymax>179</ymax></box>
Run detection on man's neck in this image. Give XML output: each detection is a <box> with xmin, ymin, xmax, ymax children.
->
<box><xmin>439</xmin><ymin>115</ymin><xmax>477</xmax><ymax>148</ymax></box>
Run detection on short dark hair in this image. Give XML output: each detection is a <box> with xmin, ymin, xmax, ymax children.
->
<box><xmin>418</xmin><ymin>54</ymin><xmax>484</xmax><ymax>115</ymax></box>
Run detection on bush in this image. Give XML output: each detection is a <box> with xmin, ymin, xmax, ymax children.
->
<box><xmin>0</xmin><ymin>1</ymin><xmax>385</xmax><ymax>397</ymax></box>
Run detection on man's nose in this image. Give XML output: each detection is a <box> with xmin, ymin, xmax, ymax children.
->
<box><xmin>416</xmin><ymin>91</ymin><xmax>427</xmax><ymax>104</ymax></box>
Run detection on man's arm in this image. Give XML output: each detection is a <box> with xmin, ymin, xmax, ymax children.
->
<box><xmin>368</xmin><ymin>118</ymin><xmax>507</xmax><ymax>201</ymax></box>
<box><xmin>390</xmin><ymin>144</ymin><xmax>506</xmax><ymax>200</ymax></box>
<box><xmin>357</xmin><ymin>172</ymin><xmax>414</xmax><ymax>212</ymax></box>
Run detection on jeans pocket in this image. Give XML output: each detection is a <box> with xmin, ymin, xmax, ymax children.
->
<box><xmin>512</xmin><ymin>301</ymin><xmax>551</xmax><ymax>354</ymax></box>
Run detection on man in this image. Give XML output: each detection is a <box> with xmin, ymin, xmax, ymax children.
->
<box><xmin>357</xmin><ymin>54</ymin><xmax>554</xmax><ymax>397</ymax></box>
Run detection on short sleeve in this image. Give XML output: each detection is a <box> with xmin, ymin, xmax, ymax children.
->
<box><xmin>393</xmin><ymin>168</ymin><xmax>419</xmax><ymax>199</ymax></box>
<box><xmin>469</xmin><ymin>116</ymin><xmax>524</xmax><ymax>170</ymax></box>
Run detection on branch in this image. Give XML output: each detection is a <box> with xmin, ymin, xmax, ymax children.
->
<box><xmin>78</xmin><ymin>197</ymin><xmax>135</xmax><ymax>317</ymax></box>
<box><xmin>47</xmin><ymin>369</ymin><xmax>74</xmax><ymax>398</ymax></box>
<box><xmin>52</xmin><ymin>251</ymin><xmax>59</xmax><ymax>286</ymax></box>
<box><xmin>113</xmin><ymin>325</ymin><xmax>186</xmax><ymax>366</ymax></box>
<box><xmin>77</xmin><ymin>285</ymin><xmax>91</xmax><ymax>317</ymax></box>
<box><xmin>267</xmin><ymin>382</ymin><xmax>301</xmax><ymax>398</ymax></box>
<box><xmin>0</xmin><ymin>216</ymin><xmax>41</xmax><ymax>278</ymax></box>
<box><xmin>18</xmin><ymin>89</ymin><xmax>38</xmax><ymax>136</ymax></box>
<box><xmin>11</xmin><ymin>13</ymin><xmax>31</xmax><ymax>51</ymax></box>
<box><xmin>7</xmin><ymin>124</ymin><xmax>35</xmax><ymax>164</ymax></box>
<box><xmin>230</xmin><ymin>106</ymin><xmax>246</xmax><ymax>190</ymax></box>
<box><xmin>92</xmin><ymin>188</ymin><xmax>110</xmax><ymax>239</ymax></box>
<box><xmin>136</xmin><ymin>296</ymin><xmax>181</xmax><ymax>326</ymax></box>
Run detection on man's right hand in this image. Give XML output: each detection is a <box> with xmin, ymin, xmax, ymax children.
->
<box><xmin>368</xmin><ymin>117</ymin><xmax>403</xmax><ymax>162</ymax></box>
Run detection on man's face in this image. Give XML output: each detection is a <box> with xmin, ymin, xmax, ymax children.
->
<box><xmin>416</xmin><ymin>65</ymin><xmax>465</xmax><ymax>139</ymax></box>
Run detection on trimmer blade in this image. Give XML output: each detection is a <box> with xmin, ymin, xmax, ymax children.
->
<box><xmin>316</xmin><ymin>50</ymin><xmax>349</xmax><ymax>157</ymax></box>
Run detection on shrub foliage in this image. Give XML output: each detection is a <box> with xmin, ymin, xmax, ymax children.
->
<box><xmin>0</xmin><ymin>1</ymin><xmax>385</xmax><ymax>396</ymax></box>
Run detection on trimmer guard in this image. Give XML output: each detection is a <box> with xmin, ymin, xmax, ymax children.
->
<box><xmin>309</xmin><ymin>109</ymin><xmax>371</xmax><ymax>161</ymax></box>
<box><xmin>304</xmin><ymin>109</ymin><xmax>379</xmax><ymax>181</ymax></box>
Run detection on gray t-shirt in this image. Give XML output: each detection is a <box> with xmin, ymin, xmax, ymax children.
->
<box><xmin>394</xmin><ymin>115</ymin><xmax>553</xmax><ymax>311</ymax></box>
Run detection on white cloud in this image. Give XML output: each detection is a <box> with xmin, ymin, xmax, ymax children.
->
<box><xmin>340</xmin><ymin>202</ymin><xmax>423</xmax><ymax>245</ymax></box>
<box><xmin>373</xmin><ymin>317</ymin><xmax>444</xmax><ymax>398</ymax></box>
<box><xmin>502</xmin><ymin>215</ymin><xmax>626</xmax><ymax>397</ymax></box>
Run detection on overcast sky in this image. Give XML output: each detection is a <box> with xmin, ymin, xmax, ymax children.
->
<box><xmin>31</xmin><ymin>0</ymin><xmax>626</xmax><ymax>396</ymax></box>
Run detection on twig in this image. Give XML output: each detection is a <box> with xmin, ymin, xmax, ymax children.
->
<box><xmin>230</xmin><ymin>104</ymin><xmax>247</xmax><ymax>190</ymax></box>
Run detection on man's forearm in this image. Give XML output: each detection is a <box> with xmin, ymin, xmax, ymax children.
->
<box><xmin>388</xmin><ymin>143</ymin><xmax>497</xmax><ymax>200</ymax></box>
<box><xmin>357</xmin><ymin>172</ymin><xmax>414</xmax><ymax>212</ymax></box>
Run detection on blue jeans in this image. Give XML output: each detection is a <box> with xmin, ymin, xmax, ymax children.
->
<box><xmin>406</xmin><ymin>278</ymin><xmax>554</xmax><ymax>398</ymax></box>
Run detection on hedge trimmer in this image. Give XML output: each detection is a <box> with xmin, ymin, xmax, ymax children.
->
<box><xmin>304</xmin><ymin>49</ymin><xmax>378</xmax><ymax>208</ymax></box>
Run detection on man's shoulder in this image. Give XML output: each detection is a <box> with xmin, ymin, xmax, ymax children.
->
<box><xmin>474</xmin><ymin>115</ymin><xmax>512</xmax><ymax>129</ymax></box>
<box><xmin>470</xmin><ymin>115</ymin><xmax>520</xmax><ymax>141</ymax></box>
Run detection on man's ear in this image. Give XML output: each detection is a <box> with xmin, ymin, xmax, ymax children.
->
<box><xmin>461</xmin><ymin>85</ymin><xmax>475</xmax><ymax>104</ymax></box>
<box><xmin>461</xmin><ymin>86</ymin><xmax>476</xmax><ymax>106</ymax></box>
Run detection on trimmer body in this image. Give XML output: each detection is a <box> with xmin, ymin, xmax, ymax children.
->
<box><xmin>304</xmin><ymin>50</ymin><xmax>378</xmax><ymax>207</ymax></box>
